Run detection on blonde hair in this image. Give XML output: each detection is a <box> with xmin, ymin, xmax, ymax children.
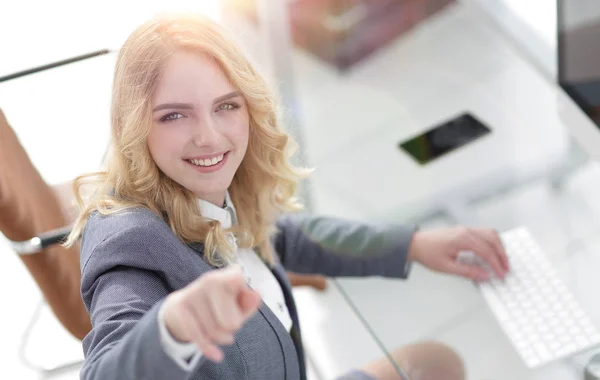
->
<box><xmin>66</xmin><ymin>13</ymin><xmax>309</xmax><ymax>265</ymax></box>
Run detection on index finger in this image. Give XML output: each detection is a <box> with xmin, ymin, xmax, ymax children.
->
<box><xmin>482</xmin><ymin>229</ymin><xmax>510</xmax><ymax>273</ymax></box>
<box><xmin>462</xmin><ymin>230</ymin><xmax>505</xmax><ymax>279</ymax></box>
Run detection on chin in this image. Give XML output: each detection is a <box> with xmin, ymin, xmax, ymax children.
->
<box><xmin>176</xmin><ymin>166</ymin><xmax>236</xmax><ymax>199</ymax></box>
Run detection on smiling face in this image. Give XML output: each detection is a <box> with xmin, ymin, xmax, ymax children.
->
<box><xmin>147</xmin><ymin>50</ymin><xmax>250</xmax><ymax>206</ymax></box>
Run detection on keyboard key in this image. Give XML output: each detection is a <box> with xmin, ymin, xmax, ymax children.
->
<box><xmin>575</xmin><ymin>336</ymin><xmax>589</xmax><ymax>348</ymax></box>
<box><xmin>553</xmin><ymin>303</ymin><xmax>564</xmax><ymax>312</ymax></box>
<box><xmin>522</xmin><ymin>325</ymin><xmax>535</xmax><ymax>334</ymax></box>
<box><xmin>514</xmin><ymin>338</ymin><xmax>529</xmax><ymax>349</ymax></box>
<box><xmin>558</xmin><ymin>310</ymin><xmax>569</xmax><ymax>318</ymax></box>
<box><xmin>567</xmin><ymin>300</ymin><xmax>579</xmax><ymax>309</ymax></box>
<box><xmin>525</xmin><ymin>354</ymin><xmax>540</xmax><ymax>367</ymax></box>
<box><xmin>560</xmin><ymin>334</ymin><xmax>572</xmax><ymax>343</ymax></box>
<box><xmin>570</xmin><ymin>324</ymin><xmax>582</xmax><ymax>333</ymax></box>
<box><xmin>556</xmin><ymin>344</ymin><xmax>577</xmax><ymax>357</ymax></box>
<box><xmin>549</xmin><ymin>319</ymin><xmax>561</xmax><ymax>327</ymax></box>
<box><xmin>483</xmin><ymin>289</ymin><xmax>511</xmax><ymax>322</ymax></box>
<box><xmin>548</xmin><ymin>341</ymin><xmax>562</xmax><ymax>351</ymax></box>
<box><xmin>533</xmin><ymin>343</ymin><xmax>552</xmax><ymax>361</ymax></box>
<box><xmin>554</xmin><ymin>326</ymin><xmax>567</xmax><ymax>336</ymax></box>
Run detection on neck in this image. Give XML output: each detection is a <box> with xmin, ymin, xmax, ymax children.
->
<box><xmin>198</xmin><ymin>192</ymin><xmax>226</xmax><ymax>208</ymax></box>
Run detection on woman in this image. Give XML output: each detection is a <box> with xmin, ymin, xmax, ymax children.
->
<box><xmin>67</xmin><ymin>13</ymin><xmax>509</xmax><ymax>380</ymax></box>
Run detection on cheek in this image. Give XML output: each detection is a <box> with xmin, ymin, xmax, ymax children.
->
<box><xmin>147</xmin><ymin>128</ymin><xmax>165</xmax><ymax>161</ymax></box>
<box><xmin>147</xmin><ymin>126</ymin><xmax>182</xmax><ymax>163</ymax></box>
<box><xmin>237</xmin><ymin>123</ymin><xmax>250</xmax><ymax>148</ymax></box>
<box><xmin>232</xmin><ymin>113</ymin><xmax>250</xmax><ymax>150</ymax></box>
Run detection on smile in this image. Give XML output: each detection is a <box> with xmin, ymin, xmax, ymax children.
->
<box><xmin>186</xmin><ymin>153</ymin><xmax>225</xmax><ymax>167</ymax></box>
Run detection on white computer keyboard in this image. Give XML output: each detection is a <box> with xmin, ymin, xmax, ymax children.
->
<box><xmin>478</xmin><ymin>227</ymin><xmax>600</xmax><ymax>368</ymax></box>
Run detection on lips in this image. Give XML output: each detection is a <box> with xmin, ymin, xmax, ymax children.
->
<box><xmin>184</xmin><ymin>151</ymin><xmax>230</xmax><ymax>173</ymax></box>
<box><xmin>187</xmin><ymin>153</ymin><xmax>225</xmax><ymax>167</ymax></box>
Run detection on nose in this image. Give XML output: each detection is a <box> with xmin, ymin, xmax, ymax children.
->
<box><xmin>192</xmin><ymin>114</ymin><xmax>220</xmax><ymax>147</ymax></box>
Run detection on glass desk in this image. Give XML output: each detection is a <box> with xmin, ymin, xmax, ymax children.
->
<box><xmin>286</xmin><ymin>1</ymin><xmax>600</xmax><ymax>379</ymax></box>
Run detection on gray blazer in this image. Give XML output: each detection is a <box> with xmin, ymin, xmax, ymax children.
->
<box><xmin>79</xmin><ymin>207</ymin><xmax>415</xmax><ymax>380</ymax></box>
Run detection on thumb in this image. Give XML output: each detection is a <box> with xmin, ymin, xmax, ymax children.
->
<box><xmin>238</xmin><ymin>288</ymin><xmax>261</xmax><ymax>319</ymax></box>
<box><xmin>220</xmin><ymin>264</ymin><xmax>248</xmax><ymax>292</ymax></box>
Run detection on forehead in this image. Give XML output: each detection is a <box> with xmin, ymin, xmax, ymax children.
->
<box><xmin>153</xmin><ymin>50</ymin><xmax>235</xmax><ymax>103</ymax></box>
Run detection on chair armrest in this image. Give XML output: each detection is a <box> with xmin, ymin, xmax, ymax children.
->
<box><xmin>10</xmin><ymin>226</ymin><xmax>72</xmax><ymax>255</ymax></box>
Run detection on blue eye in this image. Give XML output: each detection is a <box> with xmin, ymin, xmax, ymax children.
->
<box><xmin>160</xmin><ymin>112</ymin><xmax>184</xmax><ymax>122</ymax></box>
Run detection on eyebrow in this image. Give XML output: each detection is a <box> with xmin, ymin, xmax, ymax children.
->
<box><xmin>213</xmin><ymin>91</ymin><xmax>240</xmax><ymax>104</ymax></box>
<box><xmin>152</xmin><ymin>91</ymin><xmax>241</xmax><ymax>112</ymax></box>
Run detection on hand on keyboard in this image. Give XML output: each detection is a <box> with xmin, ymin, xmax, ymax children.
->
<box><xmin>479</xmin><ymin>227</ymin><xmax>600</xmax><ymax>368</ymax></box>
<box><xmin>408</xmin><ymin>226</ymin><xmax>510</xmax><ymax>282</ymax></box>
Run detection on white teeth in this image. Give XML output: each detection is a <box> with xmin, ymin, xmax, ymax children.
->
<box><xmin>189</xmin><ymin>153</ymin><xmax>225</xmax><ymax>167</ymax></box>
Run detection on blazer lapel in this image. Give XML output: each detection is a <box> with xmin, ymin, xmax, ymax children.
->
<box><xmin>187</xmin><ymin>242</ymin><xmax>224</xmax><ymax>268</ymax></box>
<box><xmin>270</xmin><ymin>264</ymin><xmax>307</xmax><ymax>380</ymax></box>
<box><xmin>187</xmin><ymin>242</ymin><xmax>205</xmax><ymax>257</ymax></box>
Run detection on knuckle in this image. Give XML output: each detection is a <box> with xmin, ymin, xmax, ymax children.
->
<box><xmin>202</xmin><ymin>273</ymin><xmax>219</xmax><ymax>287</ymax></box>
<box><xmin>216</xmin><ymin>327</ymin><xmax>231</xmax><ymax>339</ymax></box>
<box><xmin>198</xmin><ymin>338</ymin><xmax>211</xmax><ymax>352</ymax></box>
<box><xmin>182</xmin><ymin>300</ymin><xmax>198</xmax><ymax>318</ymax></box>
<box><xmin>170</xmin><ymin>294</ymin><xmax>191</xmax><ymax>316</ymax></box>
<box><xmin>202</xmin><ymin>314</ymin><xmax>216</xmax><ymax>330</ymax></box>
<box><xmin>210</xmin><ymin>329</ymin><xmax>228</xmax><ymax>342</ymax></box>
<box><xmin>178</xmin><ymin>291</ymin><xmax>197</xmax><ymax>310</ymax></box>
<box><xmin>191</xmin><ymin>328</ymin><xmax>205</xmax><ymax>344</ymax></box>
<box><xmin>194</xmin><ymin>340</ymin><xmax>206</xmax><ymax>352</ymax></box>
<box><xmin>223</xmin><ymin>318</ymin><xmax>242</xmax><ymax>331</ymax></box>
<box><xmin>489</xmin><ymin>229</ymin><xmax>500</xmax><ymax>241</ymax></box>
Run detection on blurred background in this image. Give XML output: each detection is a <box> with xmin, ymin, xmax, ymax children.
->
<box><xmin>4</xmin><ymin>0</ymin><xmax>600</xmax><ymax>379</ymax></box>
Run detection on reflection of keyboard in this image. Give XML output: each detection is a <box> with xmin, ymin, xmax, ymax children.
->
<box><xmin>479</xmin><ymin>227</ymin><xmax>600</xmax><ymax>368</ymax></box>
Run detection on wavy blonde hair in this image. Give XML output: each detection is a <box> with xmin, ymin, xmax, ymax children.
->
<box><xmin>65</xmin><ymin>13</ymin><xmax>309</xmax><ymax>265</ymax></box>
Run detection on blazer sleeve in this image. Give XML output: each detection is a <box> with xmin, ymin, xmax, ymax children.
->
<box><xmin>79</xmin><ymin>220</ymin><xmax>206</xmax><ymax>380</ymax></box>
<box><xmin>273</xmin><ymin>213</ymin><xmax>417</xmax><ymax>279</ymax></box>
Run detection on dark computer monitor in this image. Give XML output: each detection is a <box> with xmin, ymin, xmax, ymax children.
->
<box><xmin>558</xmin><ymin>0</ymin><xmax>600</xmax><ymax>127</ymax></box>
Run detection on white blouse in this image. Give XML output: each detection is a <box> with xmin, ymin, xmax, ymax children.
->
<box><xmin>158</xmin><ymin>192</ymin><xmax>292</xmax><ymax>371</ymax></box>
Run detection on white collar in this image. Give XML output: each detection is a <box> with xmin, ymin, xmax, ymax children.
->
<box><xmin>197</xmin><ymin>191</ymin><xmax>237</xmax><ymax>229</ymax></box>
